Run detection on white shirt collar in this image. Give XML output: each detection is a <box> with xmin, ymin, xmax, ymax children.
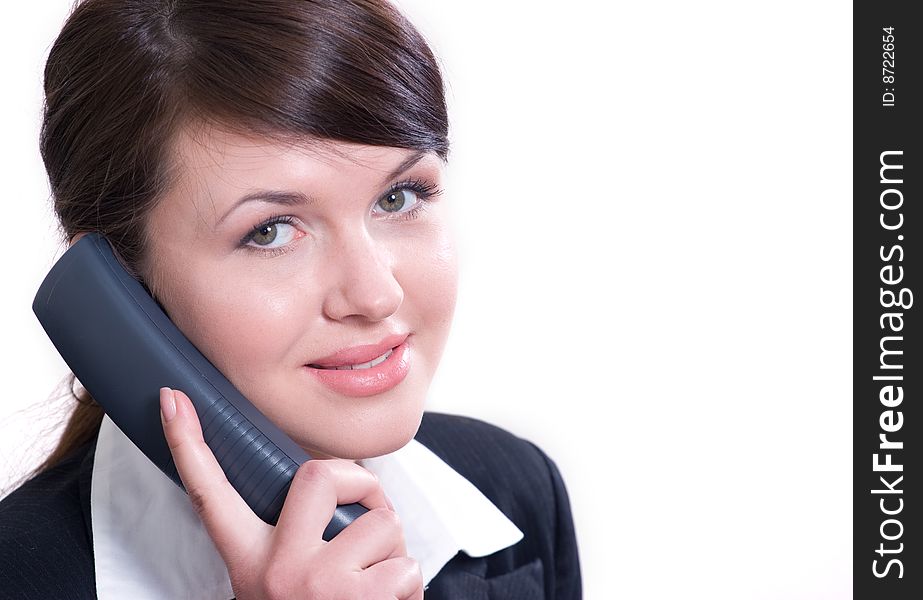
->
<box><xmin>91</xmin><ymin>415</ymin><xmax>523</xmax><ymax>600</ymax></box>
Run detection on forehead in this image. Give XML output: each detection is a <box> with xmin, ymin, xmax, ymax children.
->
<box><xmin>170</xmin><ymin>125</ymin><xmax>426</xmax><ymax>185</ymax></box>
<box><xmin>157</xmin><ymin>124</ymin><xmax>441</xmax><ymax>220</ymax></box>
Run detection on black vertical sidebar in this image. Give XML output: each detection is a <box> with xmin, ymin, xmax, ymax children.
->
<box><xmin>854</xmin><ymin>1</ymin><xmax>920</xmax><ymax>598</ymax></box>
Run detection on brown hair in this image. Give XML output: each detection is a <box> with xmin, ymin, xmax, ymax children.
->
<box><xmin>34</xmin><ymin>0</ymin><xmax>449</xmax><ymax>476</ymax></box>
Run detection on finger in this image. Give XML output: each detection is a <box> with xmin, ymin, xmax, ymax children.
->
<box><xmin>324</xmin><ymin>507</ymin><xmax>408</xmax><ymax>568</ymax></box>
<box><xmin>160</xmin><ymin>387</ymin><xmax>270</xmax><ymax>567</ymax></box>
<box><xmin>272</xmin><ymin>459</ymin><xmax>392</xmax><ymax>552</ymax></box>
<box><xmin>361</xmin><ymin>556</ymin><xmax>423</xmax><ymax>600</ymax></box>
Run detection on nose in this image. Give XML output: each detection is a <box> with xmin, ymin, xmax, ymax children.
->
<box><xmin>321</xmin><ymin>230</ymin><xmax>403</xmax><ymax>323</ymax></box>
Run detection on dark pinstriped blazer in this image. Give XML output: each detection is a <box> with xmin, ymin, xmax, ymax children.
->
<box><xmin>0</xmin><ymin>412</ymin><xmax>581</xmax><ymax>599</ymax></box>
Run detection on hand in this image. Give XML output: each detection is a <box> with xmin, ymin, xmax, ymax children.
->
<box><xmin>159</xmin><ymin>387</ymin><xmax>424</xmax><ymax>599</ymax></box>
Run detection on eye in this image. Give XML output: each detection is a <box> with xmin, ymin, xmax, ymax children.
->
<box><xmin>373</xmin><ymin>178</ymin><xmax>442</xmax><ymax>217</ymax></box>
<box><xmin>375</xmin><ymin>188</ymin><xmax>419</xmax><ymax>215</ymax></box>
<box><xmin>243</xmin><ymin>216</ymin><xmax>301</xmax><ymax>250</ymax></box>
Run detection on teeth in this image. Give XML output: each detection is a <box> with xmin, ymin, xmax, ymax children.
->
<box><xmin>317</xmin><ymin>348</ymin><xmax>393</xmax><ymax>371</ymax></box>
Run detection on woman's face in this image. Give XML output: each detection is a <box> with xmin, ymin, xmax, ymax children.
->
<box><xmin>142</xmin><ymin>127</ymin><xmax>457</xmax><ymax>460</ymax></box>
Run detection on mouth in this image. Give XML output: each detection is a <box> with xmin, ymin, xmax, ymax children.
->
<box><xmin>306</xmin><ymin>333</ymin><xmax>408</xmax><ymax>369</ymax></box>
<box><xmin>308</xmin><ymin>348</ymin><xmax>394</xmax><ymax>371</ymax></box>
<box><xmin>303</xmin><ymin>334</ymin><xmax>411</xmax><ymax>397</ymax></box>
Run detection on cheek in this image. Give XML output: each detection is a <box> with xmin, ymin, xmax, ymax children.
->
<box><xmin>429</xmin><ymin>237</ymin><xmax>459</xmax><ymax>329</ymax></box>
<box><xmin>155</xmin><ymin>257</ymin><xmax>311</xmax><ymax>379</ymax></box>
<box><xmin>398</xmin><ymin>224</ymin><xmax>459</xmax><ymax>340</ymax></box>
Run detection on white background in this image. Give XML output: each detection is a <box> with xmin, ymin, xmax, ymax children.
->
<box><xmin>0</xmin><ymin>1</ymin><xmax>851</xmax><ymax>598</ymax></box>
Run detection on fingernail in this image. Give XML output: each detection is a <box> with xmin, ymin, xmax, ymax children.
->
<box><xmin>160</xmin><ymin>387</ymin><xmax>177</xmax><ymax>422</ymax></box>
<box><xmin>385</xmin><ymin>494</ymin><xmax>395</xmax><ymax>511</ymax></box>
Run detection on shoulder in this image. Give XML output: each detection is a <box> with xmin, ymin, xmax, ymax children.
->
<box><xmin>414</xmin><ymin>412</ymin><xmax>567</xmax><ymax>548</ymax></box>
<box><xmin>415</xmin><ymin>413</ymin><xmax>582</xmax><ymax>598</ymax></box>
<box><xmin>416</xmin><ymin>412</ymin><xmax>559</xmax><ymax>507</ymax></box>
<box><xmin>0</xmin><ymin>440</ymin><xmax>97</xmax><ymax>599</ymax></box>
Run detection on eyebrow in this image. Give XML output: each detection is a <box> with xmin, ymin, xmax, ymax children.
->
<box><xmin>383</xmin><ymin>150</ymin><xmax>428</xmax><ymax>185</ymax></box>
<box><xmin>215</xmin><ymin>150</ymin><xmax>429</xmax><ymax>227</ymax></box>
<box><xmin>216</xmin><ymin>190</ymin><xmax>313</xmax><ymax>227</ymax></box>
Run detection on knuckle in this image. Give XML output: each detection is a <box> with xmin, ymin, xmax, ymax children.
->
<box><xmin>186</xmin><ymin>485</ymin><xmax>212</xmax><ymax>517</ymax></box>
<box><xmin>396</xmin><ymin>557</ymin><xmax>424</xmax><ymax>591</ymax></box>
<box><xmin>296</xmin><ymin>459</ymin><xmax>332</xmax><ymax>484</ymax></box>
<box><xmin>184</xmin><ymin>480</ymin><xmax>226</xmax><ymax>519</ymax></box>
<box><xmin>367</xmin><ymin>507</ymin><xmax>401</xmax><ymax>532</ymax></box>
<box><xmin>359</xmin><ymin>465</ymin><xmax>383</xmax><ymax>491</ymax></box>
<box><xmin>371</xmin><ymin>506</ymin><xmax>399</xmax><ymax>524</ymax></box>
<box><xmin>362</xmin><ymin>558</ymin><xmax>421</xmax><ymax>599</ymax></box>
<box><xmin>165</xmin><ymin>432</ymin><xmax>192</xmax><ymax>453</ymax></box>
<box><xmin>399</xmin><ymin>556</ymin><xmax>422</xmax><ymax>578</ymax></box>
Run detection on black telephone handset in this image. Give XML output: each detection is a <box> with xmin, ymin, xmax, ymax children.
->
<box><xmin>32</xmin><ymin>233</ymin><xmax>366</xmax><ymax>539</ymax></box>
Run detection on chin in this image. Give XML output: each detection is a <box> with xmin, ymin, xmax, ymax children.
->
<box><xmin>301</xmin><ymin>406</ymin><xmax>425</xmax><ymax>461</ymax></box>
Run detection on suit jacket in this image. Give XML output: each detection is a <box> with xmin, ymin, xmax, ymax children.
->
<box><xmin>0</xmin><ymin>412</ymin><xmax>581</xmax><ymax>599</ymax></box>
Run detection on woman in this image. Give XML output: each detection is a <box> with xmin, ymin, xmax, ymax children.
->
<box><xmin>0</xmin><ymin>0</ymin><xmax>581</xmax><ymax>598</ymax></box>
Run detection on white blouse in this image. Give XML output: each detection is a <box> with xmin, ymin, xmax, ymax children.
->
<box><xmin>91</xmin><ymin>415</ymin><xmax>523</xmax><ymax>599</ymax></box>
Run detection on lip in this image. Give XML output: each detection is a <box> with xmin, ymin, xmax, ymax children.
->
<box><xmin>308</xmin><ymin>333</ymin><xmax>409</xmax><ymax>368</ymax></box>
<box><xmin>304</xmin><ymin>334</ymin><xmax>411</xmax><ymax>397</ymax></box>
